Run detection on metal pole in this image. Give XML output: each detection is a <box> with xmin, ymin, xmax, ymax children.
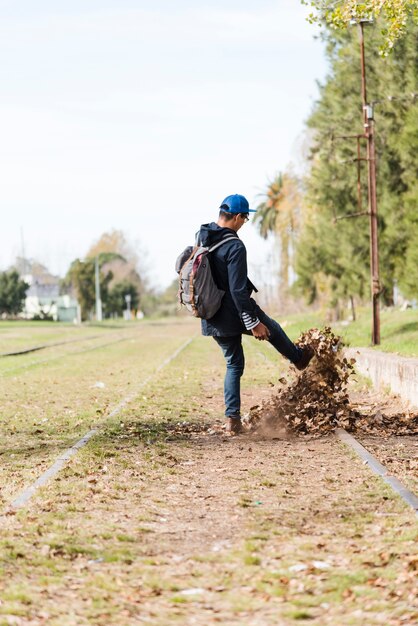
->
<box><xmin>95</xmin><ymin>256</ymin><xmax>103</xmax><ymax>322</ymax></box>
<box><xmin>124</xmin><ymin>294</ymin><xmax>131</xmax><ymax>320</ymax></box>
<box><xmin>359</xmin><ymin>22</ymin><xmax>381</xmax><ymax>345</ymax></box>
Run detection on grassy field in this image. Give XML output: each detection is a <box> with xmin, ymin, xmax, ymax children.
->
<box><xmin>1</xmin><ymin>303</ymin><xmax>417</xmax><ymax>356</ymax></box>
<box><xmin>0</xmin><ymin>319</ymin><xmax>416</xmax><ymax>625</ymax></box>
<box><xmin>0</xmin><ymin>319</ymin><xmax>149</xmax><ymax>354</ymax></box>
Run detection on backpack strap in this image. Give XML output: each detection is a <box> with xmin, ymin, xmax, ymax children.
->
<box><xmin>208</xmin><ymin>236</ymin><xmax>239</xmax><ymax>253</ymax></box>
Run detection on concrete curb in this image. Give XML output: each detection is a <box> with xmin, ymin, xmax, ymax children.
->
<box><xmin>346</xmin><ymin>347</ymin><xmax>418</xmax><ymax>409</ymax></box>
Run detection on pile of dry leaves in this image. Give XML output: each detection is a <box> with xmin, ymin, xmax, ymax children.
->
<box><xmin>245</xmin><ymin>327</ymin><xmax>357</xmax><ymax>437</ymax></box>
<box><xmin>245</xmin><ymin>326</ymin><xmax>418</xmax><ymax>438</ymax></box>
<box><xmin>350</xmin><ymin>396</ymin><xmax>418</xmax><ymax>436</ymax></box>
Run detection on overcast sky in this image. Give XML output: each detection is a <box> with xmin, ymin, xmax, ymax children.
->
<box><xmin>0</xmin><ymin>0</ymin><xmax>327</xmax><ymax>289</ymax></box>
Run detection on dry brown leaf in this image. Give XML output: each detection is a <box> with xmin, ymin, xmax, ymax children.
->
<box><xmin>244</xmin><ymin>326</ymin><xmax>418</xmax><ymax>438</ymax></box>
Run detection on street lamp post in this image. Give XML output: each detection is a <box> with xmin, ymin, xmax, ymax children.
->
<box><xmin>95</xmin><ymin>256</ymin><xmax>103</xmax><ymax>322</ymax></box>
<box><xmin>124</xmin><ymin>293</ymin><xmax>132</xmax><ymax>320</ymax></box>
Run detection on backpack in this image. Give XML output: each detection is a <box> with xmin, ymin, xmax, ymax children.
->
<box><xmin>175</xmin><ymin>236</ymin><xmax>238</xmax><ymax>319</ymax></box>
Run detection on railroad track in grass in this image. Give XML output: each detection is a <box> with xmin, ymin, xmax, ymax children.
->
<box><xmin>0</xmin><ymin>333</ymin><xmax>104</xmax><ymax>357</ymax></box>
<box><xmin>0</xmin><ymin>322</ymin><xmax>142</xmax><ymax>357</ymax></box>
<box><xmin>6</xmin><ymin>336</ymin><xmax>194</xmax><ymax>511</ymax></box>
<box><xmin>6</xmin><ymin>407</ymin><xmax>418</xmax><ymax>516</ymax></box>
<box><xmin>0</xmin><ymin>330</ymin><xmax>140</xmax><ymax>376</ymax></box>
<box><xmin>3</xmin><ymin>328</ymin><xmax>417</xmax><ymax>517</ymax></box>
<box><xmin>0</xmin><ymin>321</ymin><xmax>191</xmax><ymax>363</ymax></box>
<box><xmin>336</xmin><ymin>428</ymin><xmax>418</xmax><ymax>516</ymax></box>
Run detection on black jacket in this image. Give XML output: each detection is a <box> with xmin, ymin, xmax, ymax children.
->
<box><xmin>198</xmin><ymin>222</ymin><xmax>259</xmax><ymax>337</ymax></box>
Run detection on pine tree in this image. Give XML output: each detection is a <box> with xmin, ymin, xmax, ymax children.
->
<box><xmin>295</xmin><ymin>20</ymin><xmax>418</xmax><ymax>309</ymax></box>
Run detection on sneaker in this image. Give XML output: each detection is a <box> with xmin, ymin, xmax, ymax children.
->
<box><xmin>294</xmin><ymin>345</ymin><xmax>315</xmax><ymax>371</ymax></box>
<box><xmin>226</xmin><ymin>417</ymin><xmax>243</xmax><ymax>434</ymax></box>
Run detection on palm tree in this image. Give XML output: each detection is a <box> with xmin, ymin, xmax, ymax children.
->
<box><xmin>254</xmin><ymin>172</ymin><xmax>301</xmax><ymax>289</ymax></box>
<box><xmin>254</xmin><ymin>173</ymin><xmax>284</xmax><ymax>238</ymax></box>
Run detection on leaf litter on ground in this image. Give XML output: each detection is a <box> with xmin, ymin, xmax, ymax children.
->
<box><xmin>243</xmin><ymin>327</ymin><xmax>418</xmax><ymax>438</ymax></box>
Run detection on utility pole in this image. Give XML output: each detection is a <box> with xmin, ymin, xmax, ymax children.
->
<box><xmin>124</xmin><ymin>293</ymin><xmax>132</xmax><ymax>320</ymax></box>
<box><xmin>94</xmin><ymin>256</ymin><xmax>103</xmax><ymax>322</ymax></box>
<box><xmin>358</xmin><ymin>20</ymin><xmax>381</xmax><ymax>345</ymax></box>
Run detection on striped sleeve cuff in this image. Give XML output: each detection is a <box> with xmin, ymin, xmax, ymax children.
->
<box><xmin>242</xmin><ymin>312</ymin><xmax>260</xmax><ymax>330</ymax></box>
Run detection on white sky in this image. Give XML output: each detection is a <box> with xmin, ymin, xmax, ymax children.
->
<box><xmin>0</xmin><ymin>0</ymin><xmax>327</xmax><ymax>290</ymax></box>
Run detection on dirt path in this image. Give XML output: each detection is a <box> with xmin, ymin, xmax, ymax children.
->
<box><xmin>1</xmin><ymin>333</ymin><xmax>417</xmax><ymax>626</ymax></box>
<box><xmin>2</xmin><ymin>425</ymin><xmax>416</xmax><ymax>625</ymax></box>
<box><xmin>110</xmin><ymin>431</ymin><xmax>417</xmax><ymax>626</ymax></box>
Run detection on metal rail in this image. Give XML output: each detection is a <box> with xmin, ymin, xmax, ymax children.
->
<box><xmin>336</xmin><ymin>428</ymin><xmax>418</xmax><ymax>516</ymax></box>
<box><xmin>0</xmin><ymin>336</ymin><xmax>136</xmax><ymax>376</ymax></box>
<box><xmin>0</xmin><ymin>327</ymin><xmax>137</xmax><ymax>357</ymax></box>
<box><xmin>6</xmin><ymin>338</ymin><xmax>194</xmax><ymax>511</ymax></box>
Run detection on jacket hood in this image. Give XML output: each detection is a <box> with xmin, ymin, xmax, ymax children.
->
<box><xmin>198</xmin><ymin>222</ymin><xmax>239</xmax><ymax>247</ymax></box>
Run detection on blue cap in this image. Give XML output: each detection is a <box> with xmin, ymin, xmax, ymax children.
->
<box><xmin>219</xmin><ymin>194</ymin><xmax>256</xmax><ymax>214</ymax></box>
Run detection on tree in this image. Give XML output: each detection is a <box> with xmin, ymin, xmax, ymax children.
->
<box><xmin>0</xmin><ymin>270</ymin><xmax>29</xmax><ymax>316</ymax></box>
<box><xmin>397</xmin><ymin>103</ymin><xmax>418</xmax><ymax>298</ymax></box>
<box><xmin>294</xmin><ymin>20</ymin><xmax>418</xmax><ymax>311</ymax></box>
<box><xmin>87</xmin><ymin>229</ymin><xmax>145</xmax><ymax>294</ymax></box>
<box><xmin>254</xmin><ymin>172</ymin><xmax>302</xmax><ymax>290</ymax></box>
<box><xmin>254</xmin><ymin>174</ymin><xmax>284</xmax><ymax>239</ymax></box>
<box><xmin>106</xmin><ymin>280</ymin><xmax>140</xmax><ymax>317</ymax></box>
<box><xmin>304</xmin><ymin>0</ymin><xmax>418</xmax><ymax>55</ymax></box>
<box><xmin>87</xmin><ymin>229</ymin><xmax>133</xmax><ymax>260</ymax></box>
<box><xmin>63</xmin><ymin>232</ymin><xmax>146</xmax><ymax>320</ymax></box>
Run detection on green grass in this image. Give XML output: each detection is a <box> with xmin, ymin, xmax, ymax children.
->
<box><xmin>0</xmin><ymin>319</ymin><xmax>132</xmax><ymax>353</ymax></box>
<box><xmin>2</xmin><ymin>307</ymin><xmax>416</xmax><ymax>356</ymax></box>
<box><xmin>0</xmin><ymin>321</ymin><xmax>196</xmax><ymax>503</ymax></box>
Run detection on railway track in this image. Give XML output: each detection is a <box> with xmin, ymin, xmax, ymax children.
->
<box><xmin>0</xmin><ymin>322</ymin><xmax>195</xmax><ymax>504</ymax></box>
<box><xmin>0</xmin><ymin>321</ymin><xmax>193</xmax><ymax>374</ymax></box>
<box><xmin>337</xmin><ymin>428</ymin><xmax>418</xmax><ymax>515</ymax></box>
<box><xmin>1</xmin><ymin>324</ymin><xmax>416</xmax><ymax>514</ymax></box>
<box><xmin>1</xmin><ymin>336</ymin><xmax>136</xmax><ymax>376</ymax></box>
<box><xmin>4</xmin><ymin>386</ymin><xmax>417</xmax><ymax>517</ymax></box>
<box><xmin>7</xmin><ymin>337</ymin><xmax>194</xmax><ymax>510</ymax></box>
<box><xmin>0</xmin><ymin>333</ymin><xmax>102</xmax><ymax>357</ymax></box>
<box><xmin>0</xmin><ymin>329</ymin><xmax>142</xmax><ymax>376</ymax></box>
<box><xmin>0</xmin><ymin>326</ymin><xmax>416</xmax><ymax>624</ymax></box>
<box><xmin>0</xmin><ymin>321</ymin><xmax>181</xmax><ymax>359</ymax></box>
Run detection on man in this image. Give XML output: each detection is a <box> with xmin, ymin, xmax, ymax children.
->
<box><xmin>198</xmin><ymin>193</ymin><xmax>314</xmax><ymax>434</ymax></box>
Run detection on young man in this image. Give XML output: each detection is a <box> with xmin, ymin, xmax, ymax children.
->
<box><xmin>198</xmin><ymin>193</ymin><xmax>313</xmax><ymax>434</ymax></box>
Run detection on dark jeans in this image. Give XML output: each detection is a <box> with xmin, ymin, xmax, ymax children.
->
<box><xmin>213</xmin><ymin>309</ymin><xmax>302</xmax><ymax>418</ymax></box>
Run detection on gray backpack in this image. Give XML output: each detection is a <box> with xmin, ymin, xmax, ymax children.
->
<box><xmin>175</xmin><ymin>236</ymin><xmax>237</xmax><ymax>319</ymax></box>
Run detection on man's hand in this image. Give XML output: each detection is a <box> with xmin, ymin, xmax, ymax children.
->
<box><xmin>251</xmin><ymin>322</ymin><xmax>270</xmax><ymax>341</ymax></box>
